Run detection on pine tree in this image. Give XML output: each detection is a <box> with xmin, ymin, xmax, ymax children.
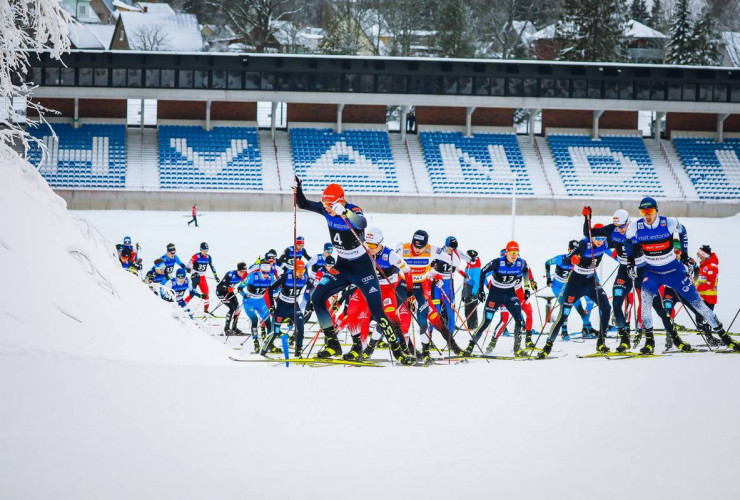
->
<box><xmin>557</xmin><ymin>0</ymin><xmax>629</xmax><ymax>62</ymax></box>
<box><xmin>690</xmin><ymin>9</ymin><xmax>721</xmax><ymax>66</ymax></box>
<box><xmin>665</xmin><ymin>0</ymin><xmax>693</xmax><ymax>64</ymax></box>
<box><xmin>435</xmin><ymin>0</ymin><xmax>475</xmax><ymax>58</ymax></box>
<box><xmin>629</xmin><ymin>0</ymin><xmax>649</xmax><ymax>25</ymax></box>
<box><xmin>649</xmin><ymin>0</ymin><xmax>666</xmax><ymax>32</ymax></box>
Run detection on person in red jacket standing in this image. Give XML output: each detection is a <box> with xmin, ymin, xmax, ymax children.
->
<box><xmin>696</xmin><ymin>244</ymin><xmax>721</xmax><ymax>345</ymax></box>
<box><xmin>188</xmin><ymin>204</ymin><xmax>198</xmax><ymax>227</ymax></box>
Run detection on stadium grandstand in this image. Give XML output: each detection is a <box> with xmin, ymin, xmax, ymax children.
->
<box><xmin>14</xmin><ymin>50</ymin><xmax>740</xmax><ymax>215</ymax></box>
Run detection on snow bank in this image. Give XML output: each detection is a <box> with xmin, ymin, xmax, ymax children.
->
<box><xmin>0</xmin><ymin>149</ymin><xmax>229</xmax><ymax>365</ymax></box>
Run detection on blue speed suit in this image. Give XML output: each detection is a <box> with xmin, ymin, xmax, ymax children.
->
<box><xmin>430</xmin><ymin>247</ymin><xmax>463</xmax><ymax>335</ymax></box>
<box><xmin>545</xmin><ymin>253</ymin><xmax>597</xmax><ymax>333</ymax></box>
<box><xmin>238</xmin><ymin>270</ymin><xmax>275</xmax><ymax>340</ymax></box>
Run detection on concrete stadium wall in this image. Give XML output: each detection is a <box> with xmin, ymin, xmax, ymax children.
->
<box><xmin>55</xmin><ymin>190</ymin><xmax>740</xmax><ymax>217</ymax></box>
<box><xmin>416</xmin><ymin>106</ymin><xmax>514</xmax><ymax>127</ymax></box>
<box><xmin>542</xmin><ymin>110</ymin><xmax>638</xmax><ymax>133</ymax></box>
<box><xmin>287</xmin><ymin>104</ymin><xmax>387</xmax><ymax>124</ymax></box>
<box><xmin>666</xmin><ymin>113</ymin><xmax>740</xmax><ymax>137</ymax></box>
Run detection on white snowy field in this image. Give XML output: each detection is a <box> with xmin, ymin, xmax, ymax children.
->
<box><xmin>2</xmin><ymin>154</ymin><xmax>740</xmax><ymax>499</ymax></box>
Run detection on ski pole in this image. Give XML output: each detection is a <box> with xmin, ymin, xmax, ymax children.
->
<box><xmin>585</xmin><ymin>213</ymin><xmax>604</xmax><ymax>347</ymax></box>
<box><xmin>527</xmin><ymin>271</ymin><xmax>571</xmax><ymax>357</ymax></box>
<box><xmin>435</xmin><ymin>282</ymin><xmax>489</xmax><ymax>362</ymax></box>
<box><xmin>727</xmin><ymin>304</ymin><xmax>740</xmax><ymax>333</ymax></box>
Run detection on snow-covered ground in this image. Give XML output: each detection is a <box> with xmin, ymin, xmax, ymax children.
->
<box><xmin>2</xmin><ymin>155</ymin><xmax>739</xmax><ymax>499</ymax></box>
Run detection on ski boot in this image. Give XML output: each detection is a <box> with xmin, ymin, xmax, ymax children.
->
<box><xmin>669</xmin><ymin>330</ymin><xmax>692</xmax><ymax>351</ymax></box>
<box><xmin>596</xmin><ymin>332</ymin><xmax>610</xmax><ymax>353</ymax></box>
<box><xmin>561</xmin><ymin>332</ymin><xmax>571</xmax><ymax>341</ymax></box>
<box><xmin>420</xmin><ymin>344</ymin><xmax>432</xmax><ymax>365</ymax></box>
<box><xmin>317</xmin><ymin>330</ymin><xmax>342</xmax><ymax>359</ymax></box>
<box><xmin>289</xmin><ymin>334</ymin><xmax>295</xmax><ymax>347</ymax></box>
<box><xmin>263</xmin><ymin>341</ymin><xmax>282</xmax><ymax>354</ymax></box>
<box><xmin>640</xmin><ymin>329</ymin><xmax>655</xmax><ymax>355</ymax></box>
<box><xmin>717</xmin><ymin>324</ymin><xmax>740</xmax><ymax>351</ymax></box>
<box><xmin>362</xmin><ymin>338</ymin><xmax>379</xmax><ymax>360</ymax></box>
<box><xmin>513</xmin><ymin>337</ymin><xmax>528</xmax><ymax>358</ymax></box>
<box><xmin>705</xmin><ymin>334</ymin><xmax>721</xmax><ymax>348</ymax></box>
<box><xmin>343</xmin><ymin>336</ymin><xmax>363</xmax><ymax>361</ymax></box>
<box><xmin>632</xmin><ymin>328</ymin><xmax>643</xmax><ymax>349</ymax></box>
<box><xmin>525</xmin><ymin>331</ymin><xmax>535</xmax><ymax>349</ymax></box>
<box><xmin>253</xmin><ymin>337</ymin><xmax>261</xmax><ymax>353</ymax></box>
<box><xmin>222</xmin><ymin>327</ymin><xmax>231</xmax><ymax>337</ymax></box>
<box><xmin>462</xmin><ymin>340</ymin><xmax>476</xmax><ymax>357</ymax></box>
<box><xmin>446</xmin><ymin>338</ymin><xmax>464</xmax><ymax>356</ymax></box>
<box><xmin>377</xmin><ymin>339</ymin><xmax>389</xmax><ymax>349</ymax></box>
<box><xmin>616</xmin><ymin>328</ymin><xmax>630</xmax><ymax>353</ymax></box>
<box><xmin>537</xmin><ymin>340</ymin><xmax>553</xmax><ymax>359</ymax></box>
<box><xmin>485</xmin><ymin>336</ymin><xmax>497</xmax><ymax>353</ymax></box>
<box><xmin>231</xmin><ymin>326</ymin><xmax>245</xmax><ymax>336</ymax></box>
<box><xmin>582</xmin><ymin>327</ymin><xmax>596</xmax><ymax>339</ymax></box>
<box><xmin>406</xmin><ymin>339</ymin><xmax>416</xmax><ymax>358</ymax></box>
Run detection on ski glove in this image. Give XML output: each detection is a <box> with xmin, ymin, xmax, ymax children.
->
<box><xmin>524</xmin><ymin>289</ymin><xmax>531</xmax><ymax>300</ymax></box>
<box><xmin>582</xmin><ymin>206</ymin><xmax>592</xmax><ymax>218</ymax></box>
<box><xmin>331</xmin><ymin>202</ymin><xmax>346</xmax><ymax>216</ymax></box>
<box><xmin>530</xmin><ymin>280</ymin><xmax>538</xmax><ymax>292</ymax></box>
<box><xmin>627</xmin><ymin>263</ymin><xmax>638</xmax><ymax>280</ymax></box>
<box><xmin>546</xmin><ymin>276</ymin><xmax>553</xmax><ymax>287</ymax></box>
<box><xmin>214</xmin><ymin>273</ymin><xmax>220</xmax><ymax>282</ymax></box>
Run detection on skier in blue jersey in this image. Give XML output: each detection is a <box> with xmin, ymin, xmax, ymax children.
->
<box><xmin>163</xmin><ymin>268</ymin><xmax>204</xmax><ymax>313</ymax></box>
<box><xmin>160</xmin><ymin>243</ymin><xmax>186</xmax><ymax>279</ymax></box>
<box><xmin>625</xmin><ymin>197</ymin><xmax>737</xmax><ymax>353</ymax></box>
<box><xmin>215</xmin><ymin>262</ymin><xmax>249</xmax><ymax>335</ymax></box>
<box><xmin>237</xmin><ymin>259</ymin><xmax>276</xmax><ymax>352</ymax></box>
<box><xmin>538</xmin><ymin>227</ymin><xmax>612</xmax><ymax>358</ymax></box>
<box><xmin>295</xmin><ymin>177</ymin><xmax>413</xmax><ymax>364</ymax></box>
<box><xmin>268</xmin><ymin>259</ymin><xmax>309</xmax><ymax>357</ymax></box>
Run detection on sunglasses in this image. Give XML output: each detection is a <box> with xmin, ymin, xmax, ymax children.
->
<box><xmin>506</xmin><ymin>250</ymin><xmax>519</xmax><ymax>256</ymax></box>
<box><xmin>639</xmin><ymin>208</ymin><xmax>656</xmax><ymax>216</ymax></box>
<box><xmin>594</xmin><ymin>236</ymin><xmax>607</xmax><ymax>243</ymax></box>
<box><xmin>366</xmin><ymin>242</ymin><xmax>380</xmax><ymax>249</ymax></box>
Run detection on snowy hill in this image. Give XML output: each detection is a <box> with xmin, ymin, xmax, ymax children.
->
<box><xmin>0</xmin><ymin>149</ymin><xmax>228</xmax><ymax>365</ymax></box>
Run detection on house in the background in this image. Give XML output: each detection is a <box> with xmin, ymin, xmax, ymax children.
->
<box><xmin>110</xmin><ymin>2</ymin><xmax>203</xmax><ymax>51</ymax></box>
<box><xmin>61</xmin><ymin>0</ymin><xmax>102</xmax><ymax>23</ymax></box>
<box><xmin>530</xmin><ymin>19</ymin><xmax>667</xmax><ymax>63</ymax></box>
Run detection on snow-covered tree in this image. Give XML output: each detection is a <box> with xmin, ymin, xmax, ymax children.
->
<box><xmin>556</xmin><ymin>0</ymin><xmax>629</xmax><ymax>62</ymax></box>
<box><xmin>0</xmin><ymin>0</ymin><xmax>71</xmax><ymax>153</ymax></box>
<box><xmin>629</xmin><ymin>0</ymin><xmax>649</xmax><ymax>26</ymax></box>
<box><xmin>649</xmin><ymin>0</ymin><xmax>666</xmax><ymax>32</ymax></box>
<box><xmin>665</xmin><ymin>0</ymin><xmax>694</xmax><ymax>64</ymax></box>
<box><xmin>319</xmin><ymin>0</ymin><xmax>374</xmax><ymax>55</ymax></box>
<box><xmin>435</xmin><ymin>0</ymin><xmax>475</xmax><ymax>57</ymax></box>
<box><xmin>689</xmin><ymin>9</ymin><xmax>721</xmax><ymax>66</ymax></box>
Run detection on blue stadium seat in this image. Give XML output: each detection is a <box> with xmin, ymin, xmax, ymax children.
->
<box><xmin>673</xmin><ymin>137</ymin><xmax>740</xmax><ymax>200</ymax></box>
<box><xmin>291</xmin><ymin>128</ymin><xmax>399</xmax><ymax>193</ymax></box>
<box><xmin>548</xmin><ymin>134</ymin><xmax>664</xmax><ymax>197</ymax></box>
<box><xmin>419</xmin><ymin>131</ymin><xmax>533</xmax><ymax>195</ymax></box>
<box><xmin>158</xmin><ymin>126</ymin><xmax>262</xmax><ymax>190</ymax></box>
<box><xmin>27</xmin><ymin>123</ymin><xmax>126</xmax><ymax>189</ymax></box>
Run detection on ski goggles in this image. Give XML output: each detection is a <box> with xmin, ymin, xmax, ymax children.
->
<box><xmin>639</xmin><ymin>207</ymin><xmax>656</xmax><ymax>217</ymax></box>
<box><xmin>506</xmin><ymin>250</ymin><xmax>519</xmax><ymax>256</ymax></box>
<box><xmin>593</xmin><ymin>236</ymin><xmax>607</xmax><ymax>243</ymax></box>
<box><xmin>366</xmin><ymin>242</ymin><xmax>380</xmax><ymax>249</ymax></box>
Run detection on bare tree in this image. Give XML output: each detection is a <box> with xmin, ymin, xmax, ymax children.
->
<box><xmin>222</xmin><ymin>0</ymin><xmax>304</xmax><ymax>52</ymax></box>
<box><xmin>380</xmin><ymin>0</ymin><xmax>432</xmax><ymax>56</ymax></box>
<box><xmin>320</xmin><ymin>0</ymin><xmax>375</xmax><ymax>55</ymax></box>
<box><xmin>131</xmin><ymin>24</ymin><xmax>170</xmax><ymax>51</ymax></box>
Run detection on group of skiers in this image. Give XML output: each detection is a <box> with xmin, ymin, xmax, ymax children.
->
<box><xmin>117</xmin><ymin>179</ymin><xmax>736</xmax><ymax>364</ymax></box>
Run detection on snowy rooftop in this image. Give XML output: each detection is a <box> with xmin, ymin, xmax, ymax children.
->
<box><xmin>119</xmin><ymin>7</ymin><xmax>203</xmax><ymax>51</ymax></box>
<box><xmin>69</xmin><ymin>23</ymin><xmax>116</xmax><ymax>49</ymax></box>
<box><xmin>532</xmin><ymin>19</ymin><xmax>666</xmax><ymax>41</ymax></box>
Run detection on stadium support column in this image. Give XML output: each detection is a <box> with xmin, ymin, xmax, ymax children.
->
<box><xmin>401</xmin><ymin>105</ymin><xmax>410</xmax><ymax>141</ymax></box>
<box><xmin>465</xmin><ymin>107</ymin><xmax>476</xmax><ymax>137</ymax></box>
<box><xmin>271</xmin><ymin>102</ymin><xmax>278</xmax><ymax>139</ymax></box>
<box><xmin>337</xmin><ymin>104</ymin><xmax>345</xmax><ymax>133</ymax></box>
<box><xmin>717</xmin><ymin>113</ymin><xmax>729</xmax><ymax>142</ymax></box>
<box><xmin>654</xmin><ymin>112</ymin><xmax>666</xmax><ymax>139</ymax></box>
<box><xmin>592</xmin><ymin>110</ymin><xmax>604</xmax><ymax>139</ymax></box>
<box><xmin>528</xmin><ymin>108</ymin><xmax>538</xmax><ymax>140</ymax></box>
<box><xmin>205</xmin><ymin>100</ymin><xmax>211</xmax><ymax>131</ymax></box>
<box><xmin>74</xmin><ymin>98</ymin><xmax>79</xmax><ymax>129</ymax></box>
